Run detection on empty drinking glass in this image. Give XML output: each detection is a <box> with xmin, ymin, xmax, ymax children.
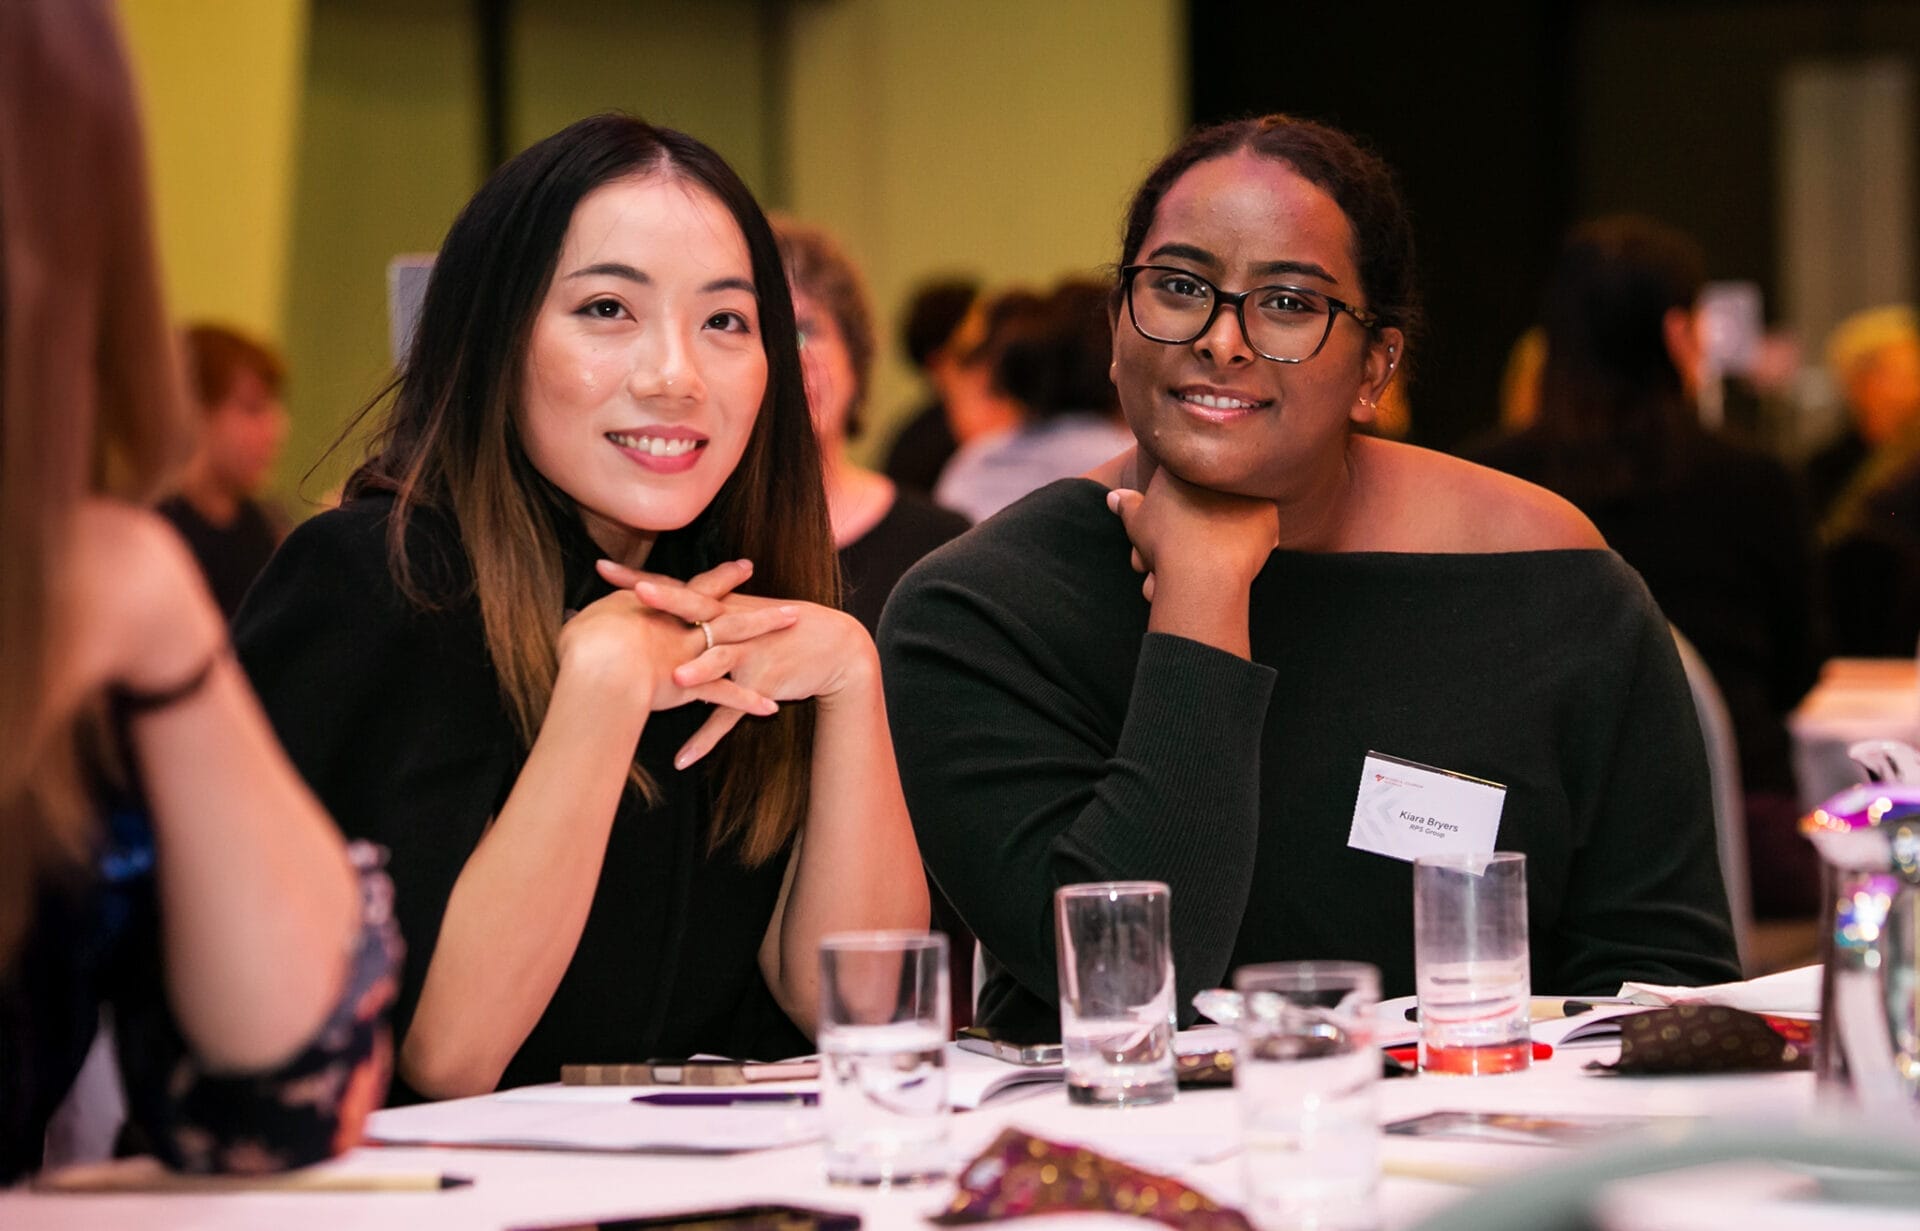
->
<box><xmin>1234</xmin><ymin>961</ymin><xmax>1380</xmax><ymax>1231</ymax></box>
<box><xmin>1054</xmin><ymin>881</ymin><xmax>1177</xmax><ymax>1107</ymax></box>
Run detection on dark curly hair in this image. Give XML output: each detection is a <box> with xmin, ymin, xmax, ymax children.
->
<box><xmin>1118</xmin><ymin>114</ymin><xmax>1422</xmax><ymax>367</ymax></box>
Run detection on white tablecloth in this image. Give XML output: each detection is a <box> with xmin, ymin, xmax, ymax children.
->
<box><xmin>0</xmin><ymin>1040</ymin><xmax>1857</xmax><ymax>1231</ymax></box>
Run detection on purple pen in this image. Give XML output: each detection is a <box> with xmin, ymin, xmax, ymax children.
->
<box><xmin>632</xmin><ymin>1091</ymin><xmax>819</xmax><ymax>1107</ymax></box>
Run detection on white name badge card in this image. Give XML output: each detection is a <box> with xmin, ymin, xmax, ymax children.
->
<box><xmin>1347</xmin><ymin>750</ymin><xmax>1506</xmax><ymax>863</ymax></box>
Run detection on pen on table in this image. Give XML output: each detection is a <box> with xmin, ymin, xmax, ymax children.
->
<box><xmin>36</xmin><ymin>1162</ymin><xmax>473</xmax><ymax>1194</ymax></box>
<box><xmin>1403</xmin><ymin>997</ymin><xmax>1640</xmax><ymax>1023</ymax></box>
<box><xmin>632</xmin><ymin>1091</ymin><xmax>819</xmax><ymax>1107</ymax></box>
<box><xmin>1382</xmin><ymin>1157</ymin><xmax>1504</xmax><ymax>1187</ymax></box>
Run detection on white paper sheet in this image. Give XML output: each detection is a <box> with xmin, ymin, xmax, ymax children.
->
<box><xmin>1618</xmin><ymin>965</ymin><xmax>1822</xmax><ymax>1014</ymax></box>
<box><xmin>365</xmin><ymin>1093</ymin><xmax>820</xmax><ymax>1154</ymax></box>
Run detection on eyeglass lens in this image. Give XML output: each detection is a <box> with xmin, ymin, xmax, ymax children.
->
<box><xmin>1129</xmin><ymin>267</ymin><xmax>1334</xmax><ymax>362</ymax></box>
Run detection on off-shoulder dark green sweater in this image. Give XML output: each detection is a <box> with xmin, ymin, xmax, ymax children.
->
<box><xmin>878</xmin><ymin>479</ymin><xmax>1741</xmax><ymax>1037</ymax></box>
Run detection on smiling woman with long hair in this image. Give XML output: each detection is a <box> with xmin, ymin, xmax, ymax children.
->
<box><xmin>879</xmin><ymin>115</ymin><xmax>1740</xmax><ymax>1038</ymax></box>
<box><xmin>235</xmin><ymin>114</ymin><xmax>925</xmax><ymax>1102</ymax></box>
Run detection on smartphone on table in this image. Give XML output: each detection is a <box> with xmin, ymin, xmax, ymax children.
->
<box><xmin>954</xmin><ymin>1026</ymin><xmax>1063</xmax><ymax>1066</ymax></box>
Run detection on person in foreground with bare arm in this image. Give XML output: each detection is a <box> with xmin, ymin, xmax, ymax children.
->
<box><xmin>879</xmin><ymin>115</ymin><xmax>1741</xmax><ymax>1040</ymax></box>
<box><xmin>0</xmin><ymin>0</ymin><xmax>395</xmax><ymax>1181</ymax></box>
<box><xmin>236</xmin><ymin>115</ymin><xmax>926</xmax><ymax>1103</ymax></box>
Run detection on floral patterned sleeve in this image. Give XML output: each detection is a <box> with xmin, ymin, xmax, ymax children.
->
<box><xmin>112</xmin><ymin>841</ymin><xmax>403</xmax><ymax>1174</ymax></box>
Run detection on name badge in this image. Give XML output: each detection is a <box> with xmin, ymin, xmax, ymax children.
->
<box><xmin>1347</xmin><ymin>750</ymin><xmax>1506</xmax><ymax>863</ymax></box>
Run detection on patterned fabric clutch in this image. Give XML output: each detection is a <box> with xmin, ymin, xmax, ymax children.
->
<box><xmin>1589</xmin><ymin>1005</ymin><xmax>1814</xmax><ymax>1074</ymax></box>
<box><xmin>933</xmin><ymin>1128</ymin><xmax>1252</xmax><ymax>1230</ymax></box>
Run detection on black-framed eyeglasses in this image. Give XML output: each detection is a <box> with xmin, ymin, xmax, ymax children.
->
<box><xmin>1120</xmin><ymin>264</ymin><xmax>1379</xmax><ymax>363</ymax></box>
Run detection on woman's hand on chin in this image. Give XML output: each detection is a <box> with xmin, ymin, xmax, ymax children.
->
<box><xmin>1106</xmin><ymin>464</ymin><xmax>1279</xmax><ymax>602</ymax></box>
<box><xmin>559</xmin><ymin>558</ymin><xmax>792</xmax><ymax>723</ymax></box>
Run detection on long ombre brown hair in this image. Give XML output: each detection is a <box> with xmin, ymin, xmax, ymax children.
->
<box><xmin>345</xmin><ymin>115</ymin><xmax>835</xmax><ymax>866</ymax></box>
<box><xmin>0</xmin><ymin>0</ymin><xmax>196</xmax><ymax>964</ymax></box>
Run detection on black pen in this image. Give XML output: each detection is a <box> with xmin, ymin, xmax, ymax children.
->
<box><xmin>632</xmin><ymin>1091</ymin><xmax>819</xmax><ymax>1107</ymax></box>
<box><xmin>1404</xmin><ymin>997</ymin><xmax>1638</xmax><ymax>1022</ymax></box>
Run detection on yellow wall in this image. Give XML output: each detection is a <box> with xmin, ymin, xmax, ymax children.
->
<box><xmin>513</xmin><ymin>0</ymin><xmax>774</xmax><ymax>196</ymax></box>
<box><xmin>283</xmin><ymin>0</ymin><xmax>783</xmax><ymax>504</ymax></box>
<box><xmin>281</xmin><ymin>0</ymin><xmax>481</xmax><ymax>504</ymax></box>
<box><xmin>116</xmin><ymin>0</ymin><xmax>309</xmax><ymax>342</ymax></box>
<box><xmin>121</xmin><ymin>0</ymin><xmax>1184</xmax><ymax>502</ymax></box>
<box><xmin>785</xmin><ymin>0</ymin><xmax>1187</xmax><ymax>462</ymax></box>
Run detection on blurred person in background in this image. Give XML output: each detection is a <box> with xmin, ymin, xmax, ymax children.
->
<box><xmin>881</xmin><ymin>277</ymin><xmax>978</xmax><ymax>496</ymax></box>
<box><xmin>775</xmin><ymin>220</ymin><xmax>975</xmax><ymax>1022</ymax></box>
<box><xmin>935</xmin><ymin>287</ymin><xmax>1044</xmax><ymax>464</ymax></box>
<box><xmin>1473</xmin><ymin>215</ymin><xmax>1823</xmax><ymax>918</ymax></box>
<box><xmin>1499</xmin><ymin>325</ymin><xmax>1547</xmax><ymax>434</ymax></box>
<box><xmin>934</xmin><ymin>280</ymin><xmax>1134</xmax><ymax>523</ymax></box>
<box><xmin>773</xmin><ymin>219</ymin><xmax>969</xmax><ymax>634</ymax></box>
<box><xmin>0</xmin><ymin>0</ymin><xmax>395</xmax><ymax>1181</ymax></box>
<box><xmin>1818</xmin><ymin>309</ymin><xmax>1920</xmax><ymax>654</ymax></box>
<box><xmin>1806</xmin><ymin>305</ymin><xmax>1920</xmax><ymax>527</ymax></box>
<box><xmin>158</xmin><ymin>325</ymin><xmax>292</xmax><ymax>619</ymax></box>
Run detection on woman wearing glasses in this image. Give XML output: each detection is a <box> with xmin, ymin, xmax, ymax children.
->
<box><xmin>879</xmin><ymin>115</ymin><xmax>1741</xmax><ymax>1037</ymax></box>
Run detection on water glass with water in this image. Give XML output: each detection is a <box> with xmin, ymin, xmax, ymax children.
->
<box><xmin>1054</xmin><ymin>881</ymin><xmax>1177</xmax><ymax>1106</ymax></box>
<box><xmin>1413</xmin><ymin>851</ymin><xmax>1531</xmax><ymax>1075</ymax></box>
<box><xmin>819</xmin><ymin>931</ymin><xmax>950</xmax><ymax>1186</ymax></box>
<box><xmin>1234</xmin><ymin>961</ymin><xmax>1380</xmax><ymax>1231</ymax></box>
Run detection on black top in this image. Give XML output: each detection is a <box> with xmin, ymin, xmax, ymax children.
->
<box><xmin>233</xmin><ymin>493</ymin><xmax>809</xmax><ymax>1100</ymax></box>
<box><xmin>1825</xmin><ymin>454</ymin><xmax>1920</xmax><ymax>655</ymax></box>
<box><xmin>878</xmin><ymin>479</ymin><xmax>1741</xmax><ymax>1038</ymax></box>
<box><xmin>1803</xmin><ymin>425</ymin><xmax>1870</xmax><ymax>527</ymax></box>
<box><xmin>156</xmin><ymin>495</ymin><xmax>281</xmax><ymax>620</ymax></box>
<box><xmin>838</xmin><ymin>490</ymin><xmax>970</xmax><ymax>635</ymax></box>
<box><xmin>1472</xmin><ymin>429</ymin><xmax>1823</xmax><ymax>796</ymax></box>
<box><xmin>881</xmin><ymin>402</ymin><xmax>958</xmax><ymax>498</ymax></box>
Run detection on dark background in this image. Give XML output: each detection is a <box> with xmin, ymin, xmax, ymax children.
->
<box><xmin>1189</xmin><ymin>0</ymin><xmax>1920</xmax><ymax>449</ymax></box>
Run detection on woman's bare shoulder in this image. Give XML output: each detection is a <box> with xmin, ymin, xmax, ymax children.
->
<box><xmin>1362</xmin><ymin>439</ymin><xmax>1606</xmax><ymax>553</ymax></box>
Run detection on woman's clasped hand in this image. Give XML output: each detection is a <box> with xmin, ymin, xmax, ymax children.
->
<box><xmin>592</xmin><ymin>557</ymin><xmax>878</xmax><ymax>770</ymax></box>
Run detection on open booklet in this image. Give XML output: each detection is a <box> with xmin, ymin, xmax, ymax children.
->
<box><xmin>1616</xmin><ymin>964</ymin><xmax>1819</xmax><ymax>1014</ymax></box>
<box><xmin>365</xmin><ymin>1092</ymin><xmax>822</xmax><ymax>1154</ymax></box>
<box><xmin>1369</xmin><ymin>966</ymin><xmax>1824</xmax><ymax>1052</ymax></box>
<box><xmin>366</xmin><ymin>1030</ymin><xmax>1248</xmax><ymax>1155</ymax></box>
<box><xmin>951</xmin><ymin>1026</ymin><xmax>1240</xmax><ymax>1109</ymax></box>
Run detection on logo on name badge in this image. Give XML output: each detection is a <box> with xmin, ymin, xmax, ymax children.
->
<box><xmin>1347</xmin><ymin>750</ymin><xmax>1506</xmax><ymax>864</ymax></box>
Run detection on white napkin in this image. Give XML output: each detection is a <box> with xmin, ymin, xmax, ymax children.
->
<box><xmin>1617</xmin><ymin>964</ymin><xmax>1821</xmax><ymax>1014</ymax></box>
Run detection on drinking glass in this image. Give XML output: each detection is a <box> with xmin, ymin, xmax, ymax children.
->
<box><xmin>1413</xmin><ymin>851</ymin><xmax>1531</xmax><ymax>1075</ymax></box>
<box><xmin>1234</xmin><ymin>961</ymin><xmax>1380</xmax><ymax>1231</ymax></box>
<box><xmin>818</xmin><ymin>931</ymin><xmax>950</xmax><ymax>1186</ymax></box>
<box><xmin>1054</xmin><ymin>881</ymin><xmax>1177</xmax><ymax>1106</ymax></box>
